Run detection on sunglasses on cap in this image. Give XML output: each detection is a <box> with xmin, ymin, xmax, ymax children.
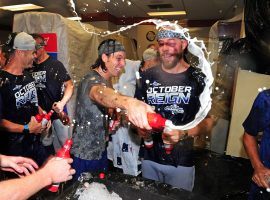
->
<box><xmin>35</xmin><ymin>42</ymin><xmax>46</xmax><ymax>50</ymax></box>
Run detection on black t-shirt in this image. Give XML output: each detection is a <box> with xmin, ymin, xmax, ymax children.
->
<box><xmin>0</xmin><ymin>70</ymin><xmax>39</xmax><ymax>125</ymax></box>
<box><xmin>0</xmin><ymin>70</ymin><xmax>41</xmax><ymax>159</ymax></box>
<box><xmin>135</xmin><ymin>65</ymin><xmax>205</xmax><ymax>167</ymax></box>
<box><xmin>28</xmin><ymin>56</ymin><xmax>71</xmax><ymax>116</ymax></box>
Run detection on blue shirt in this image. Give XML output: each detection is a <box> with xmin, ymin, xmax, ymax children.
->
<box><xmin>243</xmin><ymin>89</ymin><xmax>270</xmax><ymax>168</ymax></box>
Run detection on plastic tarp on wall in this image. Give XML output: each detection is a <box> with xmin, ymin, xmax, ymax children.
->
<box><xmin>207</xmin><ymin>13</ymin><xmax>243</xmax><ymax>154</ymax></box>
<box><xmin>13</xmin><ymin>12</ymin><xmax>138</xmax><ymax>119</ymax></box>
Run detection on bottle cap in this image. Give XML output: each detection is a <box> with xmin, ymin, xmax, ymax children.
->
<box><xmin>99</xmin><ymin>172</ymin><xmax>105</xmax><ymax>179</ymax></box>
<box><xmin>144</xmin><ymin>140</ymin><xmax>154</xmax><ymax>148</ymax></box>
<box><xmin>65</xmin><ymin>139</ymin><xmax>73</xmax><ymax>146</ymax></box>
<box><xmin>164</xmin><ymin>144</ymin><xmax>173</xmax><ymax>154</ymax></box>
<box><xmin>47</xmin><ymin>184</ymin><xmax>59</xmax><ymax>192</ymax></box>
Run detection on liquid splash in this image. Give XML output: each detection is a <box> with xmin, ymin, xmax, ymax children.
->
<box><xmin>67</xmin><ymin>0</ymin><xmax>214</xmax><ymax>130</ymax></box>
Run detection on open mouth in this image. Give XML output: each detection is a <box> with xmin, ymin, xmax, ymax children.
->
<box><xmin>161</xmin><ymin>54</ymin><xmax>173</xmax><ymax>60</ymax></box>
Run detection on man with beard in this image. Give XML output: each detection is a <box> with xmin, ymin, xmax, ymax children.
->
<box><xmin>135</xmin><ymin>27</ymin><xmax>212</xmax><ymax>191</ymax></box>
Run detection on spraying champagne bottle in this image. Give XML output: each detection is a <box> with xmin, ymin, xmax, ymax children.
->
<box><xmin>146</xmin><ymin>113</ymin><xmax>174</xmax><ymax>154</ymax></box>
<box><xmin>47</xmin><ymin>139</ymin><xmax>73</xmax><ymax>192</ymax></box>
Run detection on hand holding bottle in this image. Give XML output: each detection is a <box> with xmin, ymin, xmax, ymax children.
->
<box><xmin>138</xmin><ymin>128</ymin><xmax>153</xmax><ymax>148</ymax></box>
<box><xmin>47</xmin><ymin>139</ymin><xmax>73</xmax><ymax>192</ymax></box>
<box><xmin>52</xmin><ymin>101</ymin><xmax>65</xmax><ymax>113</ymax></box>
<box><xmin>41</xmin><ymin>157</ymin><xmax>75</xmax><ymax>186</ymax></box>
<box><xmin>28</xmin><ymin>116</ymin><xmax>43</xmax><ymax>135</ymax></box>
<box><xmin>57</xmin><ymin>111</ymin><xmax>71</xmax><ymax>126</ymax></box>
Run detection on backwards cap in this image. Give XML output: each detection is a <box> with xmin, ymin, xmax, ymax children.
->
<box><xmin>13</xmin><ymin>32</ymin><xmax>36</xmax><ymax>51</ymax></box>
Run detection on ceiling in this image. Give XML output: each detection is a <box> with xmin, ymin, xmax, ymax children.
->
<box><xmin>0</xmin><ymin>0</ymin><xmax>244</xmax><ymax>29</ymax></box>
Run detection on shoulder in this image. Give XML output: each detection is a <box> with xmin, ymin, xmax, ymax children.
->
<box><xmin>82</xmin><ymin>70</ymin><xmax>106</xmax><ymax>86</ymax></box>
<box><xmin>187</xmin><ymin>66</ymin><xmax>205</xmax><ymax>77</ymax></box>
<box><xmin>0</xmin><ymin>69</ymin><xmax>7</xmax><ymax>77</ymax></box>
<box><xmin>187</xmin><ymin>66</ymin><xmax>206</xmax><ymax>83</ymax></box>
<box><xmin>141</xmin><ymin>65</ymin><xmax>161</xmax><ymax>77</ymax></box>
<box><xmin>49</xmin><ymin>57</ymin><xmax>65</xmax><ymax>67</ymax></box>
<box><xmin>256</xmin><ymin>89</ymin><xmax>270</xmax><ymax>103</ymax></box>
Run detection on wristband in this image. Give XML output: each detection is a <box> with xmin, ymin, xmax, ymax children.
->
<box><xmin>23</xmin><ymin>124</ymin><xmax>30</xmax><ymax>134</ymax></box>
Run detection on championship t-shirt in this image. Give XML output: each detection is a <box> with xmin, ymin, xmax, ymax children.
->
<box><xmin>135</xmin><ymin>65</ymin><xmax>205</xmax><ymax>167</ymax></box>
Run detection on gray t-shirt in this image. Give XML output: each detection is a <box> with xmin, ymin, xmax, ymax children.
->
<box><xmin>71</xmin><ymin>70</ymin><xmax>108</xmax><ymax>160</ymax></box>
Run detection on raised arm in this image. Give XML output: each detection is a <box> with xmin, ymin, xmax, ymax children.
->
<box><xmin>90</xmin><ymin>84</ymin><xmax>153</xmax><ymax>130</ymax></box>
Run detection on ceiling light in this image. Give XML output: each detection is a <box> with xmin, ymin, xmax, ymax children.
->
<box><xmin>67</xmin><ymin>17</ymin><xmax>82</xmax><ymax>21</ymax></box>
<box><xmin>0</xmin><ymin>4</ymin><xmax>44</xmax><ymax>11</ymax></box>
<box><xmin>147</xmin><ymin>11</ymin><xmax>186</xmax><ymax>16</ymax></box>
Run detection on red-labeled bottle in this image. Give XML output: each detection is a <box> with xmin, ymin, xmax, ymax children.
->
<box><xmin>41</xmin><ymin>110</ymin><xmax>54</xmax><ymax>127</ymax></box>
<box><xmin>58</xmin><ymin>111</ymin><xmax>70</xmax><ymax>126</ymax></box>
<box><xmin>163</xmin><ymin>127</ymin><xmax>174</xmax><ymax>154</ymax></box>
<box><xmin>144</xmin><ymin>136</ymin><xmax>154</xmax><ymax>149</ymax></box>
<box><xmin>147</xmin><ymin>113</ymin><xmax>172</xmax><ymax>130</ymax></box>
<box><xmin>146</xmin><ymin>113</ymin><xmax>174</xmax><ymax>153</ymax></box>
<box><xmin>35</xmin><ymin>114</ymin><xmax>44</xmax><ymax>123</ymax></box>
<box><xmin>47</xmin><ymin>139</ymin><xmax>73</xmax><ymax>192</ymax></box>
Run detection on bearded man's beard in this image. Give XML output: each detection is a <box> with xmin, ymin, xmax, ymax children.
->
<box><xmin>161</xmin><ymin>52</ymin><xmax>183</xmax><ymax>69</ymax></box>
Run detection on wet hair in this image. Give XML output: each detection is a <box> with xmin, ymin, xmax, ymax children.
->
<box><xmin>91</xmin><ymin>39</ymin><xmax>121</xmax><ymax>72</ymax></box>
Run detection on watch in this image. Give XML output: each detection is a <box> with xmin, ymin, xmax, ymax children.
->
<box><xmin>23</xmin><ymin>124</ymin><xmax>30</xmax><ymax>134</ymax></box>
<box><xmin>146</xmin><ymin>31</ymin><xmax>156</xmax><ymax>41</ymax></box>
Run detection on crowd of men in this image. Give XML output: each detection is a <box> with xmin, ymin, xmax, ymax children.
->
<box><xmin>0</xmin><ymin>24</ymin><xmax>268</xmax><ymax>200</ymax></box>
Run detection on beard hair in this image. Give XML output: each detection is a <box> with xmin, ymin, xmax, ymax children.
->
<box><xmin>161</xmin><ymin>52</ymin><xmax>183</xmax><ymax>69</ymax></box>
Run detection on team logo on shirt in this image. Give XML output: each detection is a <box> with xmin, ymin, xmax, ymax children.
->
<box><xmin>14</xmin><ymin>82</ymin><xmax>38</xmax><ymax>108</ymax></box>
<box><xmin>13</xmin><ymin>85</ymin><xmax>22</xmax><ymax>91</ymax></box>
<box><xmin>164</xmin><ymin>104</ymin><xmax>184</xmax><ymax>114</ymax></box>
<box><xmin>152</xmin><ymin>81</ymin><xmax>161</xmax><ymax>87</ymax></box>
<box><xmin>31</xmin><ymin>71</ymin><xmax>46</xmax><ymax>88</ymax></box>
<box><xmin>146</xmin><ymin>82</ymin><xmax>192</xmax><ymax>105</ymax></box>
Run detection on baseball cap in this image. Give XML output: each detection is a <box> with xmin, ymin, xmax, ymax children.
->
<box><xmin>143</xmin><ymin>48</ymin><xmax>158</xmax><ymax>61</ymax></box>
<box><xmin>13</xmin><ymin>32</ymin><xmax>36</xmax><ymax>51</ymax></box>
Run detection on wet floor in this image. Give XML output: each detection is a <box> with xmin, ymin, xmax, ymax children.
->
<box><xmin>32</xmin><ymin>148</ymin><xmax>254</xmax><ymax>200</ymax></box>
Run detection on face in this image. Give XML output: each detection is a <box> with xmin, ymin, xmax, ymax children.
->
<box><xmin>34</xmin><ymin>38</ymin><xmax>45</xmax><ymax>61</ymax></box>
<box><xmin>103</xmin><ymin>51</ymin><xmax>126</xmax><ymax>77</ymax></box>
<box><xmin>158</xmin><ymin>38</ymin><xmax>187</xmax><ymax>69</ymax></box>
<box><xmin>21</xmin><ymin>50</ymin><xmax>36</xmax><ymax>68</ymax></box>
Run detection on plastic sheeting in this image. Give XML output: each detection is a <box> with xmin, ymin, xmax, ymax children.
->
<box><xmin>208</xmin><ymin>13</ymin><xmax>243</xmax><ymax>120</ymax></box>
<box><xmin>12</xmin><ymin>12</ymin><xmax>138</xmax><ymax>119</ymax></box>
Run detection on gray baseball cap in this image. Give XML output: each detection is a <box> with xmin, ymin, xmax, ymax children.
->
<box><xmin>13</xmin><ymin>32</ymin><xmax>36</xmax><ymax>51</ymax></box>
